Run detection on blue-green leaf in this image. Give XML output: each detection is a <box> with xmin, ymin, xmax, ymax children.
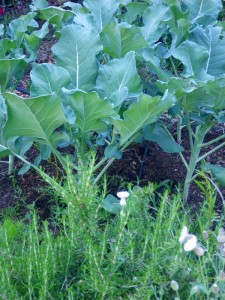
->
<box><xmin>96</xmin><ymin>51</ymin><xmax>142</xmax><ymax>107</ymax></box>
<box><xmin>102</xmin><ymin>194</ymin><xmax>121</xmax><ymax>214</ymax></box>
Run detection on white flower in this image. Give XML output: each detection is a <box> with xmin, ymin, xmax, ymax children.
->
<box><xmin>179</xmin><ymin>226</ymin><xmax>189</xmax><ymax>243</ymax></box>
<box><xmin>120</xmin><ymin>198</ymin><xmax>127</xmax><ymax>207</ymax></box>
<box><xmin>211</xmin><ymin>283</ymin><xmax>219</xmax><ymax>294</ymax></box>
<box><xmin>170</xmin><ymin>280</ymin><xmax>179</xmax><ymax>291</ymax></box>
<box><xmin>202</xmin><ymin>230</ymin><xmax>209</xmax><ymax>240</ymax></box>
<box><xmin>190</xmin><ymin>285</ymin><xmax>199</xmax><ymax>294</ymax></box>
<box><xmin>117</xmin><ymin>191</ymin><xmax>129</xmax><ymax>199</ymax></box>
<box><xmin>184</xmin><ymin>235</ymin><xmax>197</xmax><ymax>251</ymax></box>
<box><xmin>218</xmin><ymin>270</ymin><xmax>225</xmax><ymax>280</ymax></box>
<box><xmin>179</xmin><ymin>226</ymin><xmax>204</xmax><ymax>256</ymax></box>
<box><xmin>117</xmin><ymin>191</ymin><xmax>129</xmax><ymax>207</ymax></box>
<box><xmin>217</xmin><ymin>228</ymin><xmax>225</xmax><ymax>243</ymax></box>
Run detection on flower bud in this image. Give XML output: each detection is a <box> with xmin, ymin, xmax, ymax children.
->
<box><xmin>211</xmin><ymin>283</ymin><xmax>219</xmax><ymax>294</ymax></box>
<box><xmin>193</xmin><ymin>246</ymin><xmax>204</xmax><ymax>257</ymax></box>
<box><xmin>217</xmin><ymin>229</ymin><xmax>225</xmax><ymax>243</ymax></box>
<box><xmin>190</xmin><ymin>285</ymin><xmax>199</xmax><ymax>294</ymax></box>
<box><xmin>218</xmin><ymin>270</ymin><xmax>225</xmax><ymax>281</ymax></box>
<box><xmin>202</xmin><ymin>230</ymin><xmax>209</xmax><ymax>240</ymax></box>
<box><xmin>170</xmin><ymin>280</ymin><xmax>179</xmax><ymax>291</ymax></box>
<box><xmin>120</xmin><ymin>198</ymin><xmax>126</xmax><ymax>207</ymax></box>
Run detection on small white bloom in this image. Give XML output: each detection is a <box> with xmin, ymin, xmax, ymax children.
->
<box><xmin>218</xmin><ymin>270</ymin><xmax>225</xmax><ymax>281</ymax></box>
<box><xmin>170</xmin><ymin>280</ymin><xmax>179</xmax><ymax>291</ymax></box>
<box><xmin>117</xmin><ymin>191</ymin><xmax>129</xmax><ymax>207</ymax></box>
<box><xmin>179</xmin><ymin>226</ymin><xmax>189</xmax><ymax>243</ymax></box>
<box><xmin>117</xmin><ymin>191</ymin><xmax>129</xmax><ymax>199</ymax></box>
<box><xmin>193</xmin><ymin>246</ymin><xmax>204</xmax><ymax>257</ymax></box>
<box><xmin>120</xmin><ymin>198</ymin><xmax>127</xmax><ymax>207</ymax></box>
<box><xmin>217</xmin><ymin>228</ymin><xmax>225</xmax><ymax>243</ymax></box>
<box><xmin>202</xmin><ymin>230</ymin><xmax>209</xmax><ymax>240</ymax></box>
<box><xmin>179</xmin><ymin>227</ymin><xmax>204</xmax><ymax>256</ymax></box>
<box><xmin>190</xmin><ymin>285</ymin><xmax>199</xmax><ymax>294</ymax></box>
<box><xmin>211</xmin><ymin>283</ymin><xmax>219</xmax><ymax>294</ymax></box>
<box><xmin>184</xmin><ymin>235</ymin><xmax>197</xmax><ymax>251</ymax></box>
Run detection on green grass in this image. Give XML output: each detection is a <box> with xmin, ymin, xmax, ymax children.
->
<box><xmin>0</xmin><ymin>159</ymin><xmax>224</xmax><ymax>299</ymax></box>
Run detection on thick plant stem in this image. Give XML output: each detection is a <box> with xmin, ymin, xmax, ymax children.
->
<box><xmin>183</xmin><ymin>122</ymin><xmax>211</xmax><ymax>201</ymax></box>
<box><xmin>177</xmin><ymin>115</ymin><xmax>182</xmax><ymax>143</ymax></box>
<box><xmin>93</xmin><ymin>157</ymin><xmax>116</xmax><ymax>185</ymax></box>
<box><xmin>93</xmin><ymin>133</ymin><xmax>139</xmax><ymax>185</ymax></box>
<box><xmin>8</xmin><ymin>154</ymin><xmax>14</xmax><ymax>175</ymax></box>
<box><xmin>183</xmin><ymin>149</ymin><xmax>201</xmax><ymax>202</ymax></box>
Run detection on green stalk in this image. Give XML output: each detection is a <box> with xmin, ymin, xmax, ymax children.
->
<box><xmin>8</xmin><ymin>154</ymin><xmax>14</xmax><ymax>175</ymax></box>
<box><xmin>182</xmin><ymin>143</ymin><xmax>202</xmax><ymax>201</ymax></box>
<box><xmin>183</xmin><ymin>122</ymin><xmax>212</xmax><ymax>201</ymax></box>
<box><xmin>80</xmin><ymin>136</ymin><xmax>87</xmax><ymax>164</ymax></box>
<box><xmin>177</xmin><ymin>115</ymin><xmax>182</xmax><ymax>143</ymax></box>
<box><xmin>163</xmin><ymin>125</ymin><xmax>188</xmax><ymax>169</ymax></box>
<box><xmin>202</xmin><ymin>133</ymin><xmax>225</xmax><ymax>147</ymax></box>
<box><xmin>169</xmin><ymin>57</ymin><xmax>179</xmax><ymax>77</ymax></box>
<box><xmin>186</xmin><ymin>111</ymin><xmax>194</xmax><ymax>152</ymax></box>
<box><xmin>93</xmin><ymin>133</ymin><xmax>139</xmax><ymax>185</ymax></box>
<box><xmin>93</xmin><ymin>157</ymin><xmax>116</xmax><ymax>185</ymax></box>
<box><xmin>197</xmin><ymin>140</ymin><xmax>225</xmax><ymax>162</ymax></box>
<box><xmin>93</xmin><ymin>156</ymin><xmax>108</xmax><ymax>172</ymax></box>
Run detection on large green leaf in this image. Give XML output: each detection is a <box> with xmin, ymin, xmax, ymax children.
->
<box><xmin>202</xmin><ymin>162</ymin><xmax>225</xmax><ymax>187</ymax></box>
<box><xmin>141</xmin><ymin>3</ymin><xmax>172</xmax><ymax>46</ymax></box>
<box><xmin>142</xmin><ymin>121</ymin><xmax>184</xmax><ymax>153</ymax></box>
<box><xmin>190</xmin><ymin>26</ymin><xmax>225</xmax><ymax>78</ymax></box>
<box><xmin>96</xmin><ymin>51</ymin><xmax>142</xmax><ymax>107</ymax></box>
<box><xmin>172</xmin><ymin>41</ymin><xmax>210</xmax><ymax>80</ymax></box>
<box><xmin>0</xmin><ymin>39</ymin><xmax>17</xmax><ymax>59</ymax></box>
<box><xmin>30</xmin><ymin>63</ymin><xmax>71</xmax><ymax>97</ymax></box>
<box><xmin>102</xmin><ymin>194</ymin><xmax>121</xmax><ymax>214</ymax></box>
<box><xmin>32</xmin><ymin>21</ymin><xmax>49</xmax><ymax>39</ymax></box>
<box><xmin>24</xmin><ymin>33</ymin><xmax>41</xmax><ymax>62</ymax></box>
<box><xmin>2</xmin><ymin>93</ymin><xmax>67</xmax><ymax>149</ymax></box>
<box><xmin>0</xmin><ymin>59</ymin><xmax>28</xmax><ymax>92</ymax></box>
<box><xmin>38</xmin><ymin>7</ymin><xmax>74</xmax><ymax>27</ymax></box>
<box><xmin>204</xmin><ymin>77</ymin><xmax>225</xmax><ymax>110</ymax></box>
<box><xmin>164</xmin><ymin>4</ymin><xmax>190</xmax><ymax>58</ymax></box>
<box><xmin>141</xmin><ymin>48</ymin><xmax>172</xmax><ymax>82</ymax></box>
<box><xmin>84</xmin><ymin>0</ymin><xmax>119</xmax><ymax>32</ymax></box>
<box><xmin>52</xmin><ymin>24</ymin><xmax>102</xmax><ymax>91</ymax></box>
<box><xmin>101</xmin><ymin>21</ymin><xmax>147</xmax><ymax>58</ymax></box>
<box><xmin>7</xmin><ymin>12</ymin><xmax>38</xmax><ymax>46</ymax></box>
<box><xmin>181</xmin><ymin>78</ymin><xmax>225</xmax><ymax>112</ymax></box>
<box><xmin>113</xmin><ymin>91</ymin><xmax>175</xmax><ymax>144</ymax></box>
<box><xmin>182</xmin><ymin>0</ymin><xmax>222</xmax><ymax>24</ymax></box>
<box><xmin>67</xmin><ymin>91</ymin><xmax>116</xmax><ymax>134</ymax></box>
<box><xmin>117</xmin><ymin>2</ymin><xmax>148</xmax><ymax>24</ymax></box>
<box><xmin>30</xmin><ymin>0</ymin><xmax>48</xmax><ymax>11</ymax></box>
<box><xmin>0</xmin><ymin>96</ymin><xmax>10</xmax><ymax>158</ymax></box>
<box><xmin>156</xmin><ymin>77</ymin><xmax>195</xmax><ymax>99</ymax></box>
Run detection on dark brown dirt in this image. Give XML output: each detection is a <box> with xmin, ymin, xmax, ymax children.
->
<box><xmin>107</xmin><ymin>125</ymin><xmax>225</xmax><ymax>208</ymax></box>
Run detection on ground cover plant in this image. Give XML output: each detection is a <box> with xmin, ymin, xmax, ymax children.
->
<box><xmin>1</xmin><ymin>0</ymin><xmax>225</xmax><ymax>298</ymax></box>
<box><xmin>1</xmin><ymin>161</ymin><xmax>225</xmax><ymax>299</ymax></box>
